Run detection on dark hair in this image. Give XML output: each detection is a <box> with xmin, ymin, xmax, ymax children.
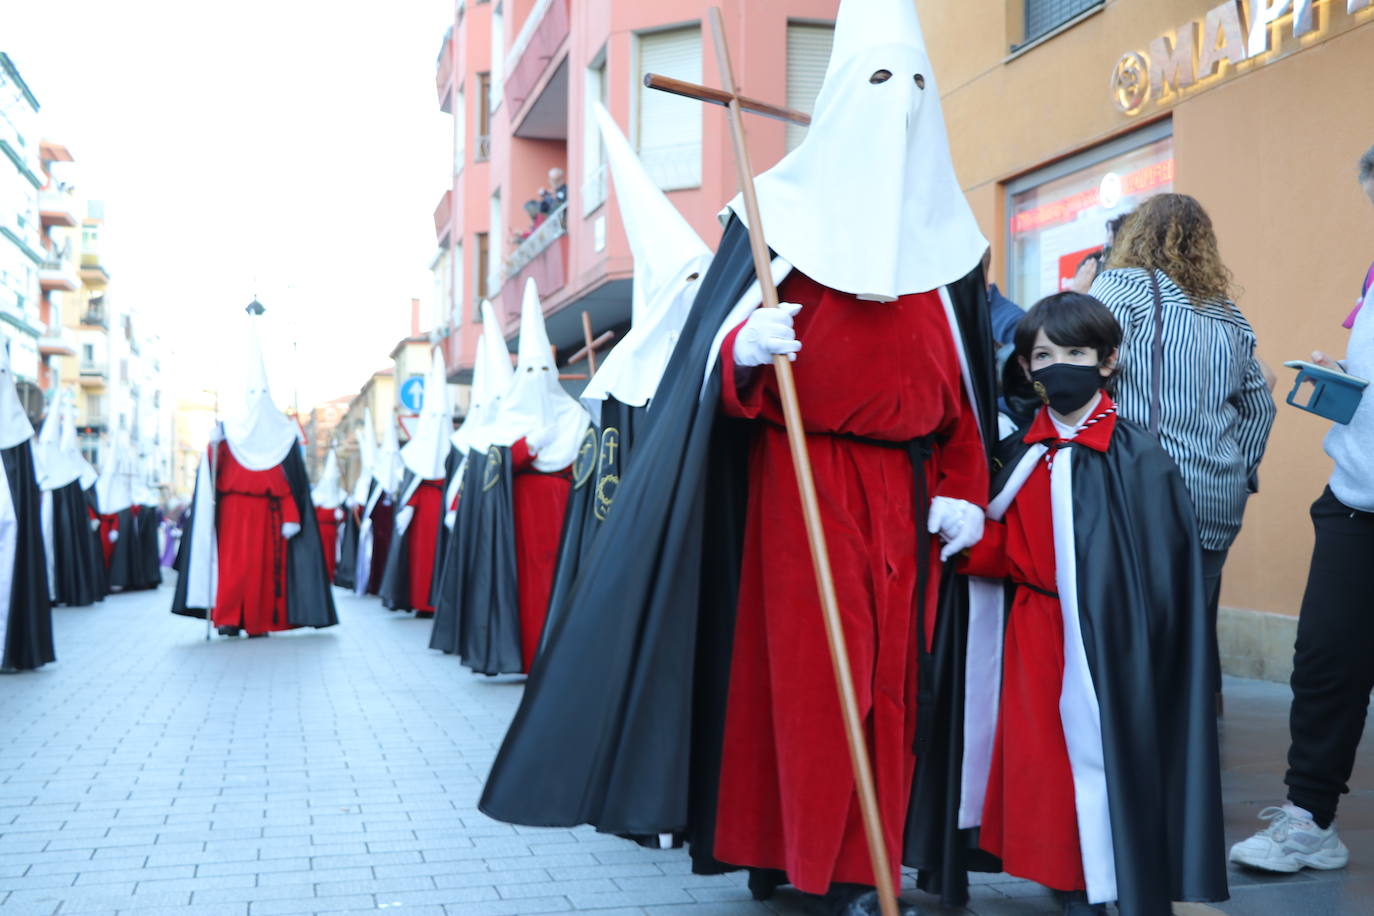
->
<box><xmin>1013</xmin><ymin>292</ymin><xmax>1122</xmax><ymax>370</ymax></box>
<box><xmin>1360</xmin><ymin>145</ymin><xmax>1374</xmax><ymax>184</ymax></box>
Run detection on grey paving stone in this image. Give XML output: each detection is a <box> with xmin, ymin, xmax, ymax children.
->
<box><xmin>248</xmin><ymin>893</ymin><xmax>377</xmax><ymax>916</ymax></box>
<box><xmin>438</xmin><ymin>899</ymin><xmax>572</xmax><ymax>916</ymax></box>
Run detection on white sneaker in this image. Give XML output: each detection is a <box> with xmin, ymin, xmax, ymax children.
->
<box><xmin>1229</xmin><ymin>805</ymin><xmax>1350</xmax><ymax>873</ymax></box>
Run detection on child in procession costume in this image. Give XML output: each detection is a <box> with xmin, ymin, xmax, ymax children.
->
<box><xmin>171</xmin><ymin>319</ymin><xmax>337</xmax><ymax>636</ymax></box>
<box><xmin>958</xmin><ymin>292</ymin><xmax>1226</xmax><ymax>915</ymax></box>
<box><xmin>481</xmin><ymin>1</ymin><xmax>999</xmax><ymax>912</ymax></box>
<box><xmin>539</xmin><ymin>101</ymin><xmax>715</xmax><ymax>641</ymax></box>
<box><xmin>35</xmin><ymin>390</ymin><xmax>103</xmax><ymax>608</ymax></box>
<box><xmin>312</xmin><ymin>449</ymin><xmax>346</xmax><ymax>584</ymax></box>
<box><xmin>379</xmin><ymin>349</ymin><xmax>454</xmax><ymax>618</ymax></box>
<box><xmin>0</xmin><ymin>343</ymin><xmax>54</xmax><ymax>671</ymax></box>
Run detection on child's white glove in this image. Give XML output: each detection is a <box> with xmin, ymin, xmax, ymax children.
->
<box><xmin>733</xmin><ymin>304</ymin><xmax>803</xmax><ymax>367</ymax></box>
<box><xmin>927</xmin><ymin>496</ymin><xmax>985</xmax><ymax>562</ymax></box>
<box><xmin>281</xmin><ymin>522</ymin><xmax>301</xmax><ymax>540</ymax></box>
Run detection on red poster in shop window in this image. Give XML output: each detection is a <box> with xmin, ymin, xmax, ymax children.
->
<box><xmin>1058</xmin><ymin>245</ymin><xmax>1104</xmax><ymax>292</ymax></box>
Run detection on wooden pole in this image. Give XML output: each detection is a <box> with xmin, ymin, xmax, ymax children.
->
<box><xmin>701</xmin><ymin>8</ymin><xmax>899</xmax><ymax>915</ymax></box>
<box><xmin>642</xmin><ymin>74</ymin><xmax>811</xmax><ymax>126</ymax></box>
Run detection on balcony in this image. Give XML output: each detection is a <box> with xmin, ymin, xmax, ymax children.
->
<box><xmin>79</xmin><ymin>360</ymin><xmax>108</xmax><ymax>386</ymax></box>
<box><xmin>39</xmin><ymin>257</ymin><xmax>79</xmax><ymax>292</ymax></box>
<box><xmin>80</xmin><ymin>306</ymin><xmax>108</xmax><ymax>329</ymax></box>
<box><xmin>503</xmin><ymin>0</ymin><xmax>568</xmax><ymax>116</ymax></box>
<box><xmin>38</xmin><ymin>327</ymin><xmax>77</xmax><ymax>357</ymax></box>
<box><xmin>436</xmin><ymin>26</ymin><xmax>455</xmax><ymax>110</ymax></box>
<box><xmin>38</xmin><ymin>188</ymin><xmax>79</xmax><ymax>228</ymax></box>
<box><xmin>80</xmin><ymin>253</ymin><xmax>109</xmax><ymax>287</ymax></box>
<box><xmin>434</xmin><ymin>189</ymin><xmax>453</xmax><ymax>245</ymax></box>
<box><xmin>499</xmin><ymin>203</ymin><xmax>567</xmax><ymax>323</ymax></box>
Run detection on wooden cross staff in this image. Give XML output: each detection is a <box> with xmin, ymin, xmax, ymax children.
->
<box><xmin>647</xmin><ymin>10</ymin><xmax>899</xmax><ymax>916</ymax></box>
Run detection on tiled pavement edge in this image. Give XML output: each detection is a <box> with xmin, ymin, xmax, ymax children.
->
<box><xmin>0</xmin><ymin>582</ymin><xmax>1368</xmax><ymax>915</ymax></box>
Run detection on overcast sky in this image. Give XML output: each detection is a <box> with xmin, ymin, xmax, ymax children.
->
<box><xmin>5</xmin><ymin>0</ymin><xmax>454</xmax><ymax>410</ymax></box>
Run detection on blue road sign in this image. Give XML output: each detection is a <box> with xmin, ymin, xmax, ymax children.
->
<box><xmin>399</xmin><ymin>375</ymin><xmax>425</xmax><ymax>412</ymax></box>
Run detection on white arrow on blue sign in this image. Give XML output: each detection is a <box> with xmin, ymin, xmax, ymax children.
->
<box><xmin>399</xmin><ymin>376</ymin><xmax>425</xmax><ymax>412</ymax></box>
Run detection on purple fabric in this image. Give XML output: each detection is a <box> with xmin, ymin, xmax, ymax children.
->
<box><xmin>1343</xmin><ymin>262</ymin><xmax>1374</xmax><ymax>330</ymax></box>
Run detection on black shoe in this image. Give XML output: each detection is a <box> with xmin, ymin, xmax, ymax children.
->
<box><xmin>216</xmin><ymin>626</ymin><xmax>241</xmax><ymax>637</ymax></box>
<box><xmin>1054</xmin><ymin>889</ymin><xmax>1107</xmax><ymax>915</ymax></box>
<box><xmin>748</xmin><ymin>868</ymin><xmax>786</xmax><ymax>901</ymax></box>
<box><xmin>246</xmin><ymin>632</ymin><xmax>269</xmax><ymax>638</ymax></box>
<box><xmin>416</xmin><ymin>610</ymin><xmax>435</xmax><ymax>619</ymax></box>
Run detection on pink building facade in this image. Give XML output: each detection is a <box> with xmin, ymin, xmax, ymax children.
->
<box><xmin>432</xmin><ymin>0</ymin><xmax>837</xmax><ymax>388</ymax></box>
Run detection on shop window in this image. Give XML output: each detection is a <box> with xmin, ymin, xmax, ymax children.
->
<box><xmin>1005</xmin><ymin>122</ymin><xmax>1173</xmax><ymax>308</ymax></box>
<box><xmin>1023</xmin><ymin>0</ymin><xmax>1103</xmax><ymax>46</ymax></box>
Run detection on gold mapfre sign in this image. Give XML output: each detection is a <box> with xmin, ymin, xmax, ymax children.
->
<box><xmin>1113</xmin><ymin>0</ymin><xmax>1373</xmax><ymax>114</ymax></box>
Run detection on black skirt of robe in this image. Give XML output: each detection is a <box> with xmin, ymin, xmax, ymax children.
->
<box><xmin>379</xmin><ymin>470</ymin><xmax>416</xmax><ymax>611</ymax></box>
<box><xmin>365</xmin><ymin>492</ymin><xmax>393</xmax><ymax>595</ymax></box>
<box><xmin>3</xmin><ymin>442</ymin><xmax>54</xmax><ymax>670</ymax></box>
<box><xmin>333</xmin><ymin>500</ymin><xmax>361</xmax><ymax>591</ymax></box>
<box><xmin>105</xmin><ymin>507</ymin><xmax>138</xmax><ymax>590</ymax></box>
<box><xmin>49</xmin><ymin>480</ymin><xmax>104</xmax><ymax>607</ymax></box>
<box><xmin>86</xmin><ymin>488</ymin><xmax>110</xmax><ymax>598</ymax></box>
<box><xmin>426</xmin><ymin>448</ymin><xmax>462</xmax><ymax>611</ymax></box>
<box><xmin>132</xmin><ymin>505</ymin><xmax>163</xmax><ymax>589</ymax></box>
<box><xmin>457</xmin><ymin>446</ymin><xmax>521</xmax><ymax>675</ymax></box>
<box><xmin>429</xmin><ymin>452</ymin><xmax>480</xmax><ymax>655</ymax></box>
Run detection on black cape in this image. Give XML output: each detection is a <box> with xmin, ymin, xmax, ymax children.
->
<box><xmin>333</xmin><ymin>494</ymin><xmax>363</xmax><ymax>591</ymax></box>
<box><xmin>132</xmin><ymin>505</ymin><xmax>163</xmax><ymax>589</ymax></box>
<box><xmin>378</xmin><ymin>470</ymin><xmax>416</xmax><ymax>611</ymax></box>
<box><xmin>170</xmin><ymin>445</ymin><xmax>338</xmax><ymax>629</ymax></box>
<box><xmin>426</xmin><ymin>448</ymin><xmax>463</xmax><ymax>611</ymax></box>
<box><xmin>3</xmin><ymin>441</ymin><xmax>54</xmax><ymax>670</ymax></box>
<box><xmin>48</xmin><ymin>480</ymin><xmax>104</xmax><ymax>607</ymax></box>
<box><xmin>480</xmin><ymin>218</ymin><xmax>997</xmax><ymax>884</ymax></box>
<box><xmin>104</xmin><ymin>506</ymin><xmax>138</xmax><ymax>590</ymax></box>
<box><xmin>981</xmin><ymin>420</ymin><xmax>1227</xmax><ymax>914</ymax></box>
<box><xmin>541</xmin><ymin>401</ymin><xmax>644</xmax><ymax>647</ymax></box>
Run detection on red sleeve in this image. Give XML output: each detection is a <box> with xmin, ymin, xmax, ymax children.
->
<box><xmin>273</xmin><ymin>466</ymin><xmax>300</xmax><ymax>526</ymax></box>
<box><xmin>511</xmin><ymin>437</ymin><xmax>536</xmax><ymax>471</ymax></box>
<box><xmin>720</xmin><ymin>321</ymin><xmax>767</xmax><ymax>419</ymax></box>
<box><xmin>958</xmin><ymin>519</ymin><xmax>1008</xmax><ymax>578</ymax></box>
<box><xmin>934</xmin><ymin>384</ymin><xmax>989</xmax><ymax>507</ymax></box>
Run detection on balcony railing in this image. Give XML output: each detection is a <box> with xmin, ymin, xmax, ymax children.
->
<box><xmin>435</xmin><ymin>26</ymin><xmax>455</xmax><ymax>108</ymax></box>
<box><xmin>79</xmin><ymin>360</ymin><xmax>108</xmax><ymax>376</ymax></box>
<box><xmin>581</xmin><ymin>164</ymin><xmax>607</xmax><ymax>216</ymax></box>
<box><xmin>38</xmin><ymin>187</ymin><xmax>80</xmax><ymax>228</ymax></box>
<box><xmin>475</xmin><ymin>134</ymin><xmax>491</xmax><ymax>163</ymax></box>
<box><xmin>39</xmin><ymin>257</ymin><xmax>79</xmax><ymax>292</ymax></box>
<box><xmin>504</xmin><ymin>203</ymin><xmax>566</xmax><ymax>281</ymax></box>
<box><xmin>81</xmin><ymin>309</ymin><xmax>108</xmax><ymax>328</ymax></box>
<box><xmin>503</xmin><ymin>0</ymin><xmax>569</xmax><ymax>113</ymax></box>
<box><xmin>38</xmin><ymin>327</ymin><xmax>77</xmax><ymax>357</ymax></box>
<box><xmin>79</xmin><ymin>253</ymin><xmax>110</xmax><ymax>286</ymax></box>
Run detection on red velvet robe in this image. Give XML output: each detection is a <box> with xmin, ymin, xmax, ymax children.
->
<box><xmin>511</xmin><ymin>438</ymin><xmax>572</xmax><ymax>673</ymax></box>
<box><xmin>959</xmin><ymin>401</ymin><xmax>1117</xmax><ymax>893</ymax></box>
<box><xmin>404</xmin><ymin>480</ymin><xmax>444</xmax><ymax>614</ymax></box>
<box><xmin>212</xmin><ymin>444</ymin><xmax>300</xmax><ymax>635</ymax></box>
<box><xmin>315</xmin><ymin>506</ymin><xmax>342</xmax><ymax>583</ymax></box>
<box><xmin>713</xmin><ymin>271</ymin><xmax>988</xmax><ymax>895</ymax></box>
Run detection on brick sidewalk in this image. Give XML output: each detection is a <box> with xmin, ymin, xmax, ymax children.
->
<box><xmin>0</xmin><ymin>583</ymin><xmax>1366</xmax><ymax>915</ymax></box>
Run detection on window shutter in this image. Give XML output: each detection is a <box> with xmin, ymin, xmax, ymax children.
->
<box><xmin>636</xmin><ymin>26</ymin><xmax>702</xmax><ymax>191</ymax></box>
<box><xmin>785</xmin><ymin>22</ymin><xmax>834</xmax><ymax>153</ymax></box>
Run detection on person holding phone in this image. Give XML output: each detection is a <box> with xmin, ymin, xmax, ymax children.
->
<box><xmin>1230</xmin><ymin>144</ymin><xmax>1374</xmax><ymax>874</ymax></box>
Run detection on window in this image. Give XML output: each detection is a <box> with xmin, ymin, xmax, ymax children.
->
<box><xmin>785</xmin><ymin>22</ymin><xmax>834</xmax><ymax>153</ymax></box>
<box><xmin>635</xmin><ymin>25</ymin><xmax>703</xmax><ymax>190</ymax></box>
<box><xmin>82</xmin><ymin>343</ymin><xmax>93</xmax><ymax>362</ymax></box>
<box><xmin>453</xmin><ymin>240</ymin><xmax>464</xmax><ymax>328</ymax></box>
<box><xmin>454</xmin><ymin>88</ymin><xmax>466</xmax><ymax>175</ymax></box>
<box><xmin>1005</xmin><ymin>122</ymin><xmax>1174</xmax><ymax>306</ymax></box>
<box><xmin>476</xmin><ymin>73</ymin><xmax>492</xmax><ymax>162</ymax></box>
<box><xmin>475</xmin><ymin>232</ymin><xmax>490</xmax><ymax>307</ymax></box>
<box><xmin>488</xmin><ymin>190</ymin><xmax>503</xmax><ymax>292</ymax></box>
<box><xmin>1022</xmin><ymin>0</ymin><xmax>1102</xmax><ymax>46</ymax></box>
<box><xmin>490</xmin><ymin>3</ymin><xmax>505</xmax><ymax>114</ymax></box>
<box><xmin>582</xmin><ymin>51</ymin><xmax>609</xmax><ymax>215</ymax></box>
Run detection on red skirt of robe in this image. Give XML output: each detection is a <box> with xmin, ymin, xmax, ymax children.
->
<box><xmin>404</xmin><ymin>480</ymin><xmax>444</xmax><ymax>613</ymax></box>
<box><xmin>511</xmin><ymin>439</ymin><xmax>572</xmax><ymax>673</ymax></box>
<box><xmin>212</xmin><ymin>445</ymin><xmax>300</xmax><ymax>635</ymax></box>
<box><xmin>315</xmin><ymin>506</ymin><xmax>341</xmax><ymax>583</ymax></box>
<box><xmin>97</xmin><ymin>513</ymin><xmax>118</xmax><ymax>567</ymax></box>
<box><xmin>713</xmin><ymin>272</ymin><xmax>988</xmax><ymax>895</ymax></box>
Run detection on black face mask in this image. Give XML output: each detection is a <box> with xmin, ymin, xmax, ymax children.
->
<box><xmin>1031</xmin><ymin>363</ymin><xmax>1103</xmax><ymax>416</ymax></box>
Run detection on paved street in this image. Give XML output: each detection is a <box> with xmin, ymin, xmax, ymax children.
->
<box><xmin>1</xmin><ymin>582</ymin><xmax>1371</xmax><ymax>915</ymax></box>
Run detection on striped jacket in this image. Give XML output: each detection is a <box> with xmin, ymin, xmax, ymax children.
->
<box><xmin>1090</xmin><ymin>268</ymin><xmax>1276</xmax><ymax>550</ymax></box>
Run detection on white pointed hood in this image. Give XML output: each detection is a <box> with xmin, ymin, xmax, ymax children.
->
<box><xmin>725</xmin><ymin>0</ymin><xmax>986</xmax><ymax>302</ymax></box>
<box><xmin>484</xmin><ymin>280</ymin><xmax>589</xmax><ymax>471</ymax></box>
<box><xmin>34</xmin><ymin>392</ymin><xmax>89</xmax><ymax>491</ymax></box>
<box><xmin>451</xmin><ymin>330</ymin><xmax>489</xmax><ymax>455</ymax></box>
<box><xmin>131</xmin><ymin>458</ymin><xmax>159</xmax><ymax>507</ymax></box>
<box><xmin>0</xmin><ymin>341</ymin><xmax>34</xmax><ymax>449</ymax></box>
<box><xmin>580</xmin><ymin>102</ymin><xmax>713</xmax><ymax>422</ymax></box>
<box><xmin>465</xmin><ymin>301</ymin><xmax>519</xmax><ymax>453</ymax></box>
<box><xmin>372</xmin><ymin>401</ymin><xmax>403</xmax><ymax>494</ymax></box>
<box><xmin>224</xmin><ymin>320</ymin><xmax>301</xmax><ymax>471</ymax></box>
<box><xmin>400</xmin><ymin>348</ymin><xmax>452</xmax><ymax>480</ymax></box>
<box><xmin>313</xmin><ymin>448</ymin><xmax>346</xmax><ymax>509</ymax></box>
<box><xmin>350</xmin><ymin>408</ymin><xmax>377</xmax><ymax>505</ymax></box>
<box><xmin>95</xmin><ymin>436</ymin><xmax>135</xmax><ymax>514</ymax></box>
<box><xmin>61</xmin><ymin>393</ymin><xmax>98</xmax><ymax>490</ymax></box>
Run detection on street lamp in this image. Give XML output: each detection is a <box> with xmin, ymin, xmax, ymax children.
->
<box><xmin>245</xmin><ymin>298</ymin><xmax>266</xmax><ymax>316</ymax></box>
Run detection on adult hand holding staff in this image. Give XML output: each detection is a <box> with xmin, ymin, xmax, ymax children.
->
<box><xmin>646</xmin><ymin>9</ymin><xmax>900</xmax><ymax>916</ymax></box>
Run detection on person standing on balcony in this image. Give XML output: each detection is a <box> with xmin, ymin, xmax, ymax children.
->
<box><xmin>481</xmin><ymin>1</ymin><xmax>998</xmax><ymax>913</ymax></box>
<box><xmin>0</xmin><ymin>341</ymin><xmax>54</xmax><ymax>672</ymax></box>
<box><xmin>171</xmin><ymin>317</ymin><xmax>337</xmax><ymax>637</ymax></box>
<box><xmin>379</xmin><ymin>350</ymin><xmax>454</xmax><ymax>619</ymax></box>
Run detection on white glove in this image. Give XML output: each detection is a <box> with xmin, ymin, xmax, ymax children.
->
<box><xmin>927</xmin><ymin>496</ymin><xmax>985</xmax><ymax>563</ymax></box>
<box><xmin>394</xmin><ymin>506</ymin><xmax>415</xmax><ymax>535</ymax></box>
<box><xmin>281</xmin><ymin>522</ymin><xmax>301</xmax><ymax>539</ymax></box>
<box><xmin>732</xmin><ymin>304</ymin><xmax>803</xmax><ymax>367</ymax></box>
<box><xmin>525</xmin><ymin>424</ymin><xmax>558</xmax><ymax>453</ymax></box>
<box><xmin>90</xmin><ymin>518</ymin><xmax>101</xmax><ymax>531</ymax></box>
<box><xmin>108</xmin><ymin>529</ymin><xmax>119</xmax><ymax>543</ymax></box>
<box><xmin>444</xmin><ymin>509</ymin><xmax>457</xmax><ymax>530</ymax></box>
<box><xmin>334</xmin><ymin>508</ymin><xmax>345</xmax><ymax>522</ymax></box>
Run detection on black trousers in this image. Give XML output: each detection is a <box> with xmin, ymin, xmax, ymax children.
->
<box><xmin>1285</xmin><ymin>487</ymin><xmax>1374</xmax><ymax>828</ymax></box>
<box><xmin>1202</xmin><ymin>547</ymin><xmax>1229</xmax><ymax>695</ymax></box>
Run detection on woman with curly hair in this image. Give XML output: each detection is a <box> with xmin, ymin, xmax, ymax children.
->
<box><xmin>1089</xmin><ymin>193</ymin><xmax>1276</xmax><ymax>711</ymax></box>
